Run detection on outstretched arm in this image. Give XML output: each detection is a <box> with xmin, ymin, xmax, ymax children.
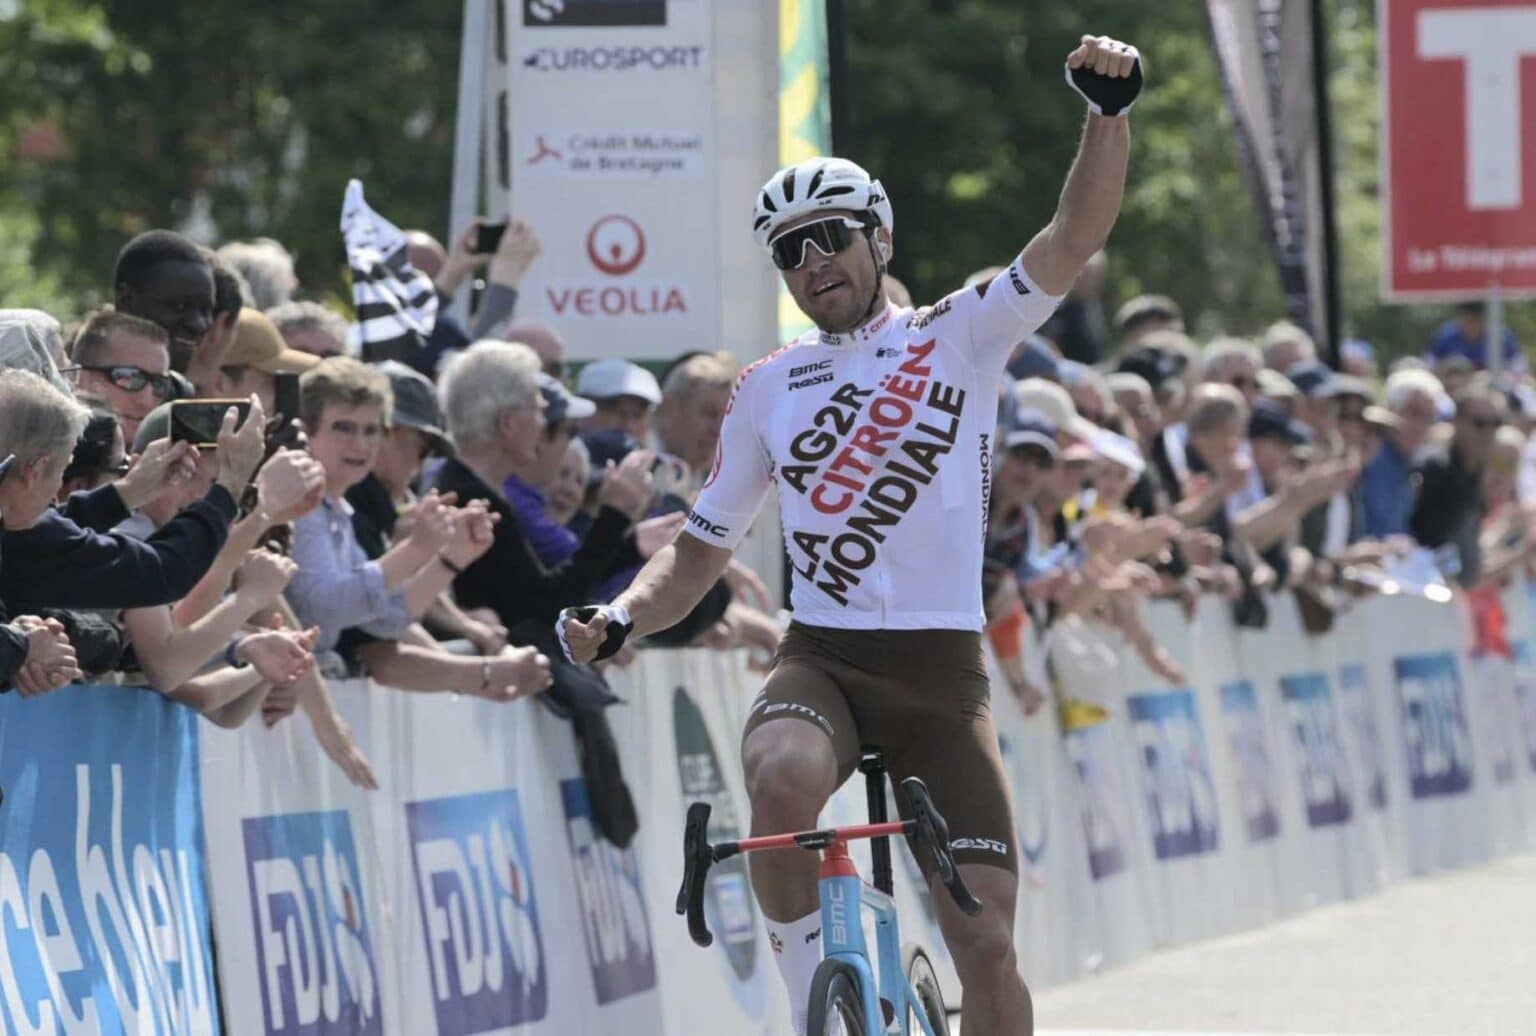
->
<box><xmin>1021</xmin><ymin>35</ymin><xmax>1138</xmax><ymax>295</ymax></box>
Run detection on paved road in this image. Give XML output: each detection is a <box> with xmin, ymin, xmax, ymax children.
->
<box><xmin>951</xmin><ymin>854</ymin><xmax>1536</xmax><ymax>1036</ymax></box>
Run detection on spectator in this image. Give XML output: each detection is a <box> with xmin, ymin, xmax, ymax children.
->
<box><xmin>1058</xmin><ymin>361</ymin><xmax>1115</xmax><ymax>427</ymax></box>
<box><xmin>210</xmin><ymin>309</ymin><xmax>319</xmax><ymax>413</ymax></box>
<box><xmin>1409</xmin><ymin>379</ymin><xmax>1507</xmax><ymax>585</ymax></box>
<box><xmin>655</xmin><ymin>352</ymin><xmax>735</xmax><ymax>487</ymax></box>
<box><xmin>1247</xmin><ymin>402</ymin><xmax>1312</xmax><ymax>494</ymax></box>
<box><xmin>217</xmin><ymin>239</ymin><xmax>298</xmax><ymax>310</ymax></box>
<box><xmin>1334</xmin><ymin>376</ymin><xmax>1376</xmax><ymax>457</ymax></box>
<box><xmin>1342</xmin><ymin>339</ymin><xmax>1378</xmax><ymax>379</ymax></box>
<box><xmin>1202</xmin><ymin>337</ymin><xmax>1262</xmax><ymax>406</ymax></box>
<box><xmin>1259</xmin><ymin>320</ymin><xmax>1317</xmax><ymax>374</ymax></box>
<box><xmin>58</xmin><ymin>403</ymin><xmax>129</xmax><ymax>500</ymax></box>
<box><xmin>1360</xmin><ymin>368</ymin><xmax>1443</xmax><ymax>539</ymax></box>
<box><xmin>1433</xmin><ymin>353</ymin><xmax>1477</xmax><ymax>400</ymax></box>
<box><xmin>1429</xmin><ymin>301</ymin><xmax>1525</xmax><ymax>373</ymax></box>
<box><xmin>1108</xmin><ymin>372</ymin><xmax>1159</xmax><ymax>448</ymax></box>
<box><xmin>0</xmin><ymin>370</ymin><xmax>261</xmax><ymax>614</ymax></box>
<box><xmin>62</xmin><ymin>310</ymin><xmax>174</xmax><ymax>444</ymax></box>
<box><xmin>577</xmin><ymin>358</ymin><xmax>662</xmax><ymax>443</ymax></box>
<box><xmin>1285</xmin><ymin>362</ymin><xmax>1343</xmax><ymax>447</ymax></box>
<box><xmin>406</xmin><ymin>219</ymin><xmax>543</xmax><ymax>376</ymax></box>
<box><xmin>547</xmin><ymin>437</ymin><xmax>591</xmax><ymax>527</ymax></box>
<box><xmin>504</xmin><ymin>374</ymin><xmax>598</xmax><ymax>564</ymax></box>
<box><xmin>1005</xmin><ymin>334</ymin><xmax>1062</xmax><ymax>384</ymax></box>
<box><xmin>286</xmin><ymin>357</ymin><xmax>474</xmax><ymax>664</ymax></box>
<box><xmin>268</xmin><ymin>301</ymin><xmax>350</xmax><ymax>359</ymax></box>
<box><xmin>0</xmin><ymin>310</ymin><xmax>72</xmax><ymax>392</ymax></box>
<box><xmin>1255</xmin><ymin>368</ymin><xmax>1300</xmax><ymax>415</ymax></box>
<box><xmin>1114</xmin><ymin>294</ymin><xmax>1183</xmax><ymax>346</ymax></box>
<box><xmin>1040</xmin><ymin>250</ymin><xmax>1110</xmax><ymax>364</ymax></box>
<box><xmin>113</xmin><ymin>230</ymin><xmax>215</xmax><ymax>376</ymax></box>
<box><xmin>504</xmin><ymin>319</ymin><xmax>567</xmax><ymax>380</ymax></box>
<box><xmin>432</xmin><ymin>341</ymin><xmax>651</xmax><ymax>638</ymax></box>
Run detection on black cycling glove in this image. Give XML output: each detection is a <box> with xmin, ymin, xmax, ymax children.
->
<box><xmin>556</xmin><ymin>604</ymin><xmax>634</xmax><ymax>663</ymax></box>
<box><xmin>1065</xmin><ymin>51</ymin><xmax>1144</xmax><ymax>117</ymax></box>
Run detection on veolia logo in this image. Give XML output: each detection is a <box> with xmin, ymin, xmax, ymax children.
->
<box><xmin>586</xmin><ymin>215</ymin><xmax>646</xmax><ymax>276</ymax></box>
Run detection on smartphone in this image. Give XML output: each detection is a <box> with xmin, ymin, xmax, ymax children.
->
<box><xmin>170</xmin><ymin>399</ymin><xmax>253</xmax><ymax>447</ymax></box>
<box><xmin>474</xmin><ymin>220</ymin><xmax>508</xmax><ymax>255</ymax></box>
<box><xmin>273</xmin><ymin>372</ymin><xmax>301</xmax><ymax>426</ymax></box>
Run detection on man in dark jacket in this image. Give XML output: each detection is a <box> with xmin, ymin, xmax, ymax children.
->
<box><xmin>1410</xmin><ymin>379</ymin><xmax>1505</xmax><ymax>585</ymax></box>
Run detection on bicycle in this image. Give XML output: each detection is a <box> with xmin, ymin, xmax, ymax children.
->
<box><xmin>678</xmin><ymin>750</ymin><xmax>982</xmax><ymax>1035</ymax></box>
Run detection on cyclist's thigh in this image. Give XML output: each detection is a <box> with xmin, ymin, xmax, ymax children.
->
<box><xmin>861</xmin><ymin>633</ymin><xmax>1019</xmax><ymax>877</ymax></box>
<box><xmin>742</xmin><ymin>649</ymin><xmax>862</xmax><ymax>786</ymax></box>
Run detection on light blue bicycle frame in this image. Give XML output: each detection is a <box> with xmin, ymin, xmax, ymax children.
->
<box><xmin>818</xmin><ymin>871</ymin><xmax>942</xmax><ymax>1036</ymax></box>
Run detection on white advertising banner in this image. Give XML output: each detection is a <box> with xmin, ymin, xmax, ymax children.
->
<box><xmin>506</xmin><ymin>0</ymin><xmax>719</xmax><ymax>361</ymax></box>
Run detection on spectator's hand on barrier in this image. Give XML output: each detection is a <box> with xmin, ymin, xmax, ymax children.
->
<box><xmin>635</xmin><ymin>511</ymin><xmax>685</xmax><ymax>559</ymax></box>
<box><xmin>15</xmin><ymin>617</ymin><xmax>79</xmax><ymax>696</ymax></box>
<box><xmin>598</xmin><ymin>449</ymin><xmax>657</xmax><ymax>522</ymax></box>
<box><xmin>725</xmin><ymin>558</ymin><xmax>775</xmax><ymax>612</ymax></box>
<box><xmin>463</xmin><ymin>608</ymin><xmax>510</xmax><ymax>655</ymax></box>
<box><xmin>314</xmin><ymin>710</ymin><xmax>379</xmax><ymax>791</ymax></box>
<box><xmin>257</xmin><ymin>448</ymin><xmax>326</xmax><ymax>521</ymax></box>
<box><xmin>116</xmin><ymin>438</ymin><xmax>198</xmax><ymax>510</ymax></box>
<box><xmin>488</xmin><ymin>218</ymin><xmax>542</xmax><ymax>289</ymax></box>
<box><xmin>1252</xmin><ymin>562</ymin><xmax>1278</xmax><ymax>592</ymax></box>
<box><xmin>236</xmin><ymin>549</ymin><xmax>298</xmax><ymax>610</ymax></box>
<box><xmin>236</xmin><ymin>628</ymin><xmax>313</xmax><ymax>688</ymax></box>
<box><xmin>216</xmin><ymin>395</ymin><xmax>268</xmax><ymax>495</ymax></box>
<box><xmin>478</xmin><ymin>645</ymin><xmax>553</xmax><ymax>701</ymax></box>
<box><xmin>405</xmin><ymin>491</ymin><xmax>457</xmax><ymax>556</ymax></box>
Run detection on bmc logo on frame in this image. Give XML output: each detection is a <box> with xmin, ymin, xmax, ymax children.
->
<box><xmin>242</xmin><ymin>811</ymin><xmax>382</xmax><ymax>1036</ymax></box>
<box><xmin>406</xmin><ymin>789</ymin><xmax>547</xmax><ymax>1034</ymax></box>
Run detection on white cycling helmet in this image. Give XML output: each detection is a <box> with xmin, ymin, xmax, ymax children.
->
<box><xmin>752</xmin><ymin>158</ymin><xmax>894</xmax><ymax>249</ymax></box>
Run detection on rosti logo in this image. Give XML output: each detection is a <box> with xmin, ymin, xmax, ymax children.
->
<box><xmin>559</xmin><ymin>779</ymin><xmax>657</xmax><ymax>1004</ymax></box>
<box><xmin>243</xmin><ymin>811</ymin><xmax>381</xmax><ymax>1036</ymax></box>
<box><xmin>587</xmin><ymin>214</ymin><xmax>646</xmax><ymax>276</ymax></box>
<box><xmin>406</xmin><ymin>790</ymin><xmax>547</xmax><ymax>1033</ymax></box>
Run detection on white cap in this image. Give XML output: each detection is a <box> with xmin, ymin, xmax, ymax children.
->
<box><xmin>1090</xmin><ymin>428</ymin><xmax>1146</xmax><ymax>478</ymax></box>
<box><xmin>1011</xmin><ymin>378</ymin><xmax>1098</xmax><ymax>440</ymax></box>
<box><xmin>576</xmin><ymin>358</ymin><xmax>662</xmax><ymax>406</ymax></box>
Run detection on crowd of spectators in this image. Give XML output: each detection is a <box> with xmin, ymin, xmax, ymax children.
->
<box><xmin>980</xmin><ymin>261</ymin><xmax>1535</xmax><ymax>720</ymax></box>
<box><xmin>0</xmin><ymin>216</ymin><xmax>781</xmax><ymax>838</ymax></box>
<box><xmin>0</xmin><ymin>205</ymin><xmax>1528</xmax><ymax>834</ymax></box>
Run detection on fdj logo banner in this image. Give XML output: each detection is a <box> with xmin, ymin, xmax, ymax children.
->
<box><xmin>406</xmin><ymin>790</ymin><xmax>547</xmax><ymax>1035</ymax></box>
<box><xmin>0</xmin><ymin>688</ymin><xmax>219</xmax><ymax>1036</ymax></box>
<box><xmin>243</xmin><ymin>811</ymin><xmax>381</xmax><ymax>1036</ymax></box>
<box><xmin>1126</xmin><ymin>690</ymin><xmax>1219</xmax><ymax>859</ymax></box>
<box><xmin>1394</xmin><ymin>653</ymin><xmax>1475</xmax><ymax>799</ymax></box>
<box><xmin>1338</xmin><ymin>664</ymin><xmax>1389</xmax><ymax>811</ymax></box>
<box><xmin>1219</xmin><ymin>680</ymin><xmax>1280</xmax><ymax>842</ymax></box>
<box><xmin>1064</xmin><ymin>726</ymin><xmax>1128</xmax><ymax>881</ymax></box>
<box><xmin>559</xmin><ymin>778</ymin><xmax>657</xmax><ymax>1004</ymax></box>
<box><xmin>1279</xmin><ymin>674</ymin><xmax>1354</xmax><ymax>828</ymax></box>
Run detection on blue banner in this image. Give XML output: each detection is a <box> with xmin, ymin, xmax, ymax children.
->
<box><xmin>0</xmin><ymin>685</ymin><xmax>221</xmax><ymax>1035</ymax></box>
<box><xmin>1393</xmin><ymin>653</ymin><xmax>1475</xmax><ymax>799</ymax></box>
<box><xmin>1279</xmin><ymin>674</ymin><xmax>1354</xmax><ymax>827</ymax></box>
<box><xmin>1218</xmin><ymin>680</ymin><xmax>1281</xmax><ymax>842</ymax></box>
<box><xmin>1126</xmin><ymin>690</ymin><xmax>1220</xmax><ymax>859</ymax></box>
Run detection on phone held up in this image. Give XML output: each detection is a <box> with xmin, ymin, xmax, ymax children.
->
<box><xmin>474</xmin><ymin>220</ymin><xmax>508</xmax><ymax>256</ymax></box>
<box><xmin>169</xmin><ymin>399</ymin><xmax>253</xmax><ymax>447</ymax></box>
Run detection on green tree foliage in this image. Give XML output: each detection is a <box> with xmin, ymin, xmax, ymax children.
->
<box><xmin>0</xmin><ymin>0</ymin><xmax>460</xmax><ymax>318</ymax></box>
<box><xmin>0</xmin><ymin>0</ymin><xmax>1525</xmax><ymax>358</ymax></box>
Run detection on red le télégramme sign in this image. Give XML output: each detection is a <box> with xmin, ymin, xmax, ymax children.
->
<box><xmin>1384</xmin><ymin>0</ymin><xmax>1536</xmax><ymax>299</ymax></box>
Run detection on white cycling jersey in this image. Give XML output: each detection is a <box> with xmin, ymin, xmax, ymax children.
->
<box><xmin>684</xmin><ymin>255</ymin><xmax>1062</xmax><ymax>630</ymax></box>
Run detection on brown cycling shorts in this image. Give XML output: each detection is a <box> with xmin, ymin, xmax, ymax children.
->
<box><xmin>742</xmin><ymin>621</ymin><xmax>1017</xmax><ymax>876</ymax></box>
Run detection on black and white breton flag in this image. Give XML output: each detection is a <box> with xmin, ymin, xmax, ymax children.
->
<box><xmin>341</xmin><ymin>179</ymin><xmax>438</xmax><ymax>363</ymax></box>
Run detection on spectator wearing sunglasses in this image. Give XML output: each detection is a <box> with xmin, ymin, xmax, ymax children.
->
<box><xmin>1410</xmin><ymin>378</ymin><xmax>1508</xmax><ymax>585</ymax></box>
<box><xmin>1202</xmin><ymin>337</ymin><xmax>1262</xmax><ymax>406</ymax></box>
<box><xmin>64</xmin><ymin>309</ymin><xmax>174</xmax><ymax>444</ymax></box>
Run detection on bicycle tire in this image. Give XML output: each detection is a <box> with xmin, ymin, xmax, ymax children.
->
<box><xmin>806</xmin><ymin>957</ymin><xmax>870</xmax><ymax>1036</ymax></box>
<box><xmin>902</xmin><ymin>942</ymin><xmax>949</xmax><ymax>1035</ymax></box>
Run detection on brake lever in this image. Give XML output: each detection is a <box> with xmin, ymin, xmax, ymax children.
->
<box><xmin>900</xmin><ymin>777</ymin><xmax>983</xmax><ymax>917</ymax></box>
<box><xmin>676</xmin><ymin>802</ymin><xmax>716</xmax><ymax>946</ymax></box>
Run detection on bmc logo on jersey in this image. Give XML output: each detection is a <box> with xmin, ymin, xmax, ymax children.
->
<box><xmin>559</xmin><ymin>779</ymin><xmax>658</xmax><ymax>1004</ymax></box>
<box><xmin>406</xmin><ymin>790</ymin><xmax>548</xmax><ymax>1033</ymax></box>
<box><xmin>242</xmin><ymin>811</ymin><xmax>382</xmax><ymax>1036</ymax></box>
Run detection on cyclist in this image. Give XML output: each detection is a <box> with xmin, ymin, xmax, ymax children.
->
<box><xmin>560</xmin><ymin>33</ymin><xmax>1142</xmax><ymax>1035</ymax></box>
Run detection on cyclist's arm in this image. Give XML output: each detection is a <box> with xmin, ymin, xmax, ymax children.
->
<box><xmin>612</xmin><ymin>534</ymin><xmax>734</xmax><ymax>640</ymax></box>
<box><xmin>1020</xmin><ymin>112</ymin><xmax>1130</xmax><ymax>296</ymax></box>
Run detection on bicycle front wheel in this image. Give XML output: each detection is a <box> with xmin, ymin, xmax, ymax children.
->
<box><xmin>806</xmin><ymin>957</ymin><xmax>870</xmax><ymax>1036</ymax></box>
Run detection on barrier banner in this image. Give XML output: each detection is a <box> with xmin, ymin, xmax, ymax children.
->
<box><xmin>0</xmin><ymin>685</ymin><xmax>220</xmax><ymax>1036</ymax></box>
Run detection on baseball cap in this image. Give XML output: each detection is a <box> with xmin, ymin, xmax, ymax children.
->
<box><xmin>1248</xmin><ymin>402</ymin><xmax>1313</xmax><ymax>446</ymax></box>
<box><xmin>1255</xmin><ymin>367</ymin><xmax>1299</xmax><ymax>401</ymax></box>
<box><xmin>376</xmin><ymin>360</ymin><xmax>453</xmax><ymax>456</ymax></box>
<box><xmin>1011</xmin><ymin>378</ymin><xmax>1098</xmax><ymax>440</ymax></box>
<box><xmin>1090</xmin><ymin>428</ymin><xmax>1145</xmax><ymax>478</ymax></box>
<box><xmin>1005</xmin><ymin>335</ymin><xmax>1061</xmax><ymax>382</ymax></box>
<box><xmin>1003</xmin><ymin>408</ymin><xmax>1060</xmax><ymax>457</ymax></box>
<box><xmin>224</xmin><ymin>309</ymin><xmax>319</xmax><ymax>373</ymax></box>
<box><xmin>576</xmin><ymin>358</ymin><xmax>661</xmax><ymax>406</ymax></box>
<box><xmin>1330</xmin><ymin>374</ymin><xmax>1372</xmax><ymax>401</ymax></box>
<box><xmin>539</xmin><ymin>373</ymin><xmax>597</xmax><ymax>425</ymax></box>
<box><xmin>1285</xmin><ymin>361</ymin><xmax>1338</xmax><ymax>399</ymax></box>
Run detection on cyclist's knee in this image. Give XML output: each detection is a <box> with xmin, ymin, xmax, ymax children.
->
<box><xmin>945</xmin><ymin>910</ymin><xmax>1017</xmax><ymax>979</ymax></box>
<box><xmin>743</xmin><ymin>722</ymin><xmax>837</xmax><ymax>825</ymax></box>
